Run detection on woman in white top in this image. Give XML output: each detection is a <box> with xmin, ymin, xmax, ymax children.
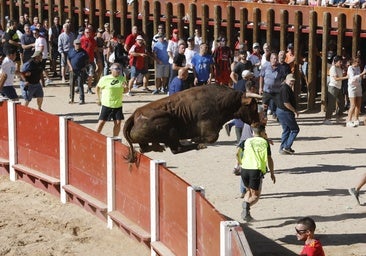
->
<box><xmin>346</xmin><ymin>57</ymin><xmax>366</xmax><ymax>127</ymax></box>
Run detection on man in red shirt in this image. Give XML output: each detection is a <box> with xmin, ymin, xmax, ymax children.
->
<box><xmin>124</xmin><ymin>25</ymin><xmax>138</xmax><ymax>53</ymax></box>
<box><xmin>80</xmin><ymin>27</ymin><xmax>97</xmax><ymax>94</ymax></box>
<box><xmin>126</xmin><ymin>35</ymin><xmax>150</xmax><ymax>96</ymax></box>
<box><xmin>295</xmin><ymin>217</ymin><xmax>325</xmax><ymax>256</ymax></box>
<box><xmin>213</xmin><ymin>37</ymin><xmax>232</xmax><ymax>86</ymax></box>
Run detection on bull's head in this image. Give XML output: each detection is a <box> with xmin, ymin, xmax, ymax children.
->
<box><xmin>235</xmin><ymin>96</ymin><xmax>260</xmax><ymax>124</ymax></box>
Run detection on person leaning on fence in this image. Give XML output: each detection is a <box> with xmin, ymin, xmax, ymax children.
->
<box><xmin>19</xmin><ymin>51</ymin><xmax>44</xmax><ymax>111</ymax></box>
<box><xmin>95</xmin><ymin>63</ymin><xmax>127</xmax><ymax>137</ymax></box>
<box><xmin>240</xmin><ymin>123</ymin><xmax>275</xmax><ymax>222</ymax></box>
<box><xmin>67</xmin><ymin>39</ymin><xmax>89</xmax><ymax>104</ymax></box>
<box><xmin>0</xmin><ymin>48</ymin><xmax>19</xmax><ymax>100</ymax></box>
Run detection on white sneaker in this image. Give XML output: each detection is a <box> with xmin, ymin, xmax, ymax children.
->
<box><xmin>45</xmin><ymin>79</ymin><xmax>52</xmax><ymax>85</ymax></box>
<box><xmin>353</xmin><ymin>120</ymin><xmax>359</xmax><ymax>127</ymax></box>
<box><xmin>267</xmin><ymin>109</ymin><xmax>272</xmax><ymax>115</ymax></box>
<box><xmin>323</xmin><ymin>119</ymin><xmax>332</xmax><ymax>125</ymax></box>
<box><xmin>346</xmin><ymin>121</ymin><xmax>355</xmax><ymax>127</ymax></box>
<box><xmin>124</xmin><ymin>92</ymin><xmax>134</xmax><ymax>96</ymax></box>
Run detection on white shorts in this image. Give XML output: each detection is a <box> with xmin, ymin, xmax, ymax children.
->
<box><xmin>155</xmin><ymin>64</ymin><xmax>170</xmax><ymax>79</ymax></box>
<box><xmin>348</xmin><ymin>85</ymin><xmax>362</xmax><ymax>98</ymax></box>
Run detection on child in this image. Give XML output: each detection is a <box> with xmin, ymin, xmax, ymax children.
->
<box><xmin>295</xmin><ymin>217</ymin><xmax>325</xmax><ymax>256</ymax></box>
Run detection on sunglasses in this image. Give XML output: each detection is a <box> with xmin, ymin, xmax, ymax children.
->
<box><xmin>295</xmin><ymin>228</ymin><xmax>308</xmax><ymax>235</ymax></box>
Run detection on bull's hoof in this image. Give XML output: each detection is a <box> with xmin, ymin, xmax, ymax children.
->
<box><xmin>151</xmin><ymin>143</ymin><xmax>165</xmax><ymax>152</ymax></box>
<box><xmin>197</xmin><ymin>144</ymin><xmax>207</xmax><ymax>150</ymax></box>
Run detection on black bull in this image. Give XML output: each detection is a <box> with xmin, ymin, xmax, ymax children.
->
<box><xmin>123</xmin><ymin>85</ymin><xmax>260</xmax><ymax>162</ymax></box>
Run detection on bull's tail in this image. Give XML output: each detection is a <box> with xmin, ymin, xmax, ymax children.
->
<box><xmin>123</xmin><ymin>115</ymin><xmax>136</xmax><ymax>163</ymax></box>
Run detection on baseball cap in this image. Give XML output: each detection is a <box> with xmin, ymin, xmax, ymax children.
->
<box><xmin>31</xmin><ymin>51</ymin><xmax>42</xmax><ymax>58</ymax></box>
<box><xmin>242</xmin><ymin>70</ymin><xmax>254</xmax><ymax>78</ymax></box>
<box><xmin>187</xmin><ymin>36</ymin><xmax>194</xmax><ymax>41</ymax></box>
<box><xmin>136</xmin><ymin>35</ymin><xmax>144</xmax><ymax>40</ymax></box>
<box><xmin>286</xmin><ymin>73</ymin><xmax>296</xmax><ymax>81</ymax></box>
<box><xmin>287</xmin><ymin>43</ymin><xmax>294</xmax><ymax>49</ymax></box>
<box><xmin>253</xmin><ymin>42</ymin><xmax>260</xmax><ymax>48</ymax></box>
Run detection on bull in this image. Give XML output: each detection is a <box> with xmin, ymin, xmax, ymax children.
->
<box><xmin>123</xmin><ymin>84</ymin><xmax>260</xmax><ymax>162</ymax></box>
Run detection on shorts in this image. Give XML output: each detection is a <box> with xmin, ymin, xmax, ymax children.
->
<box><xmin>52</xmin><ymin>46</ymin><xmax>60</xmax><ymax>59</ymax></box>
<box><xmin>20</xmin><ymin>82</ymin><xmax>44</xmax><ymax>102</ymax></box>
<box><xmin>262</xmin><ymin>91</ymin><xmax>278</xmax><ymax>106</ymax></box>
<box><xmin>86</xmin><ymin>62</ymin><xmax>96</xmax><ymax>77</ymax></box>
<box><xmin>155</xmin><ymin>64</ymin><xmax>170</xmax><ymax>79</ymax></box>
<box><xmin>60</xmin><ymin>52</ymin><xmax>68</xmax><ymax>67</ymax></box>
<box><xmin>98</xmin><ymin>105</ymin><xmax>124</xmax><ymax>121</ymax></box>
<box><xmin>1</xmin><ymin>86</ymin><xmax>18</xmax><ymax>99</ymax></box>
<box><xmin>348</xmin><ymin>85</ymin><xmax>362</xmax><ymax>98</ymax></box>
<box><xmin>241</xmin><ymin>169</ymin><xmax>263</xmax><ymax>191</ymax></box>
<box><xmin>130</xmin><ymin>66</ymin><xmax>148</xmax><ymax>78</ymax></box>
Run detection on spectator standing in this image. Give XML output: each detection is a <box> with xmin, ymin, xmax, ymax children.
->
<box><xmin>152</xmin><ymin>24</ymin><xmax>165</xmax><ymax>50</ymax></box>
<box><xmin>152</xmin><ymin>34</ymin><xmax>170</xmax><ymax>94</ymax></box>
<box><xmin>3</xmin><ymin>20</ymin><xmax>22</xmax><ymax>70</ymax></box>
<box><xmin>20</xmin><ymin>24</ymin><xmax>35</xmax><ymax>63</ymax></box>
<box><xmin>16</xmin><ymin>16</ymin><xmax>26</xmax><ymax>34</ymax></box>
<box><xmin>345</xmin><ymin>57</ymin><xmax>366</xmax><ymax>127</ymax></box>
<box><xmin>80</xmin><ymin>27</ymin><xmax>97</xmax><ymax>94</ymax></box>
<box><xmin>191</xmin><ymin>42</ymin><xmax>214</xmax><ymax>86</ymax></box>
<box><xmin>168</xmin><ymin>67</ymin><xmax>189</xmax><ymax>95</ymax></box>
<box><xmin>295</xmin><ymin>217</ymin><xmax>325</xmax><ymax>256</ymax></box>
<box><xmin>126</xmin><ymin>35</ymin><xmax>150</xmax><ymax>95</ymax></box>
<box><xmin>113</xmin><ymin>35</ymin><xmax>129</xmax><ymax>76</ymax></box>
<box><xmin>324</xmin><ymin>55</ymin><xmax>348</xmax><ymax>125</ymax></box>
<box><xmin>67</xmin><ymin>39</ymin><xmax>89</xmax><ymax>104</ymax></box>
<box><xmin>171</xmin><ymin>42</ymin><xmax>187</xmax><ymax>82</ymax></box>
<box><xmin>0</xmin><ymin>48</ymin><xmax>19</xmax><ymax>100</ymax></box>
<box><xmin>240</xmin><ymin>124</ymin><xmax>275</xmax><ymax>221</ymax></box>
<box><xmin>102</xmin><ymin>23</ymin><xmax>112</xmax><ymax>75</ymax></box>
<box><xmin>48</xmin><ymin>16</ymin><xmax>62</xmax><ymax>77</ymax></box>
<box><xmin>58</xmin><ymin>23</ymin><xmax>75</xmax><ymax>83</ymax></box>
<box><xmin>213</xmin><ymin>37</ymin><xmax>232</xmax><ymax>86</ymax></box>
<box><xmin>19</xmin><ymin>51</ymin><xmax>44</xmax><ymax>110</ymax></box>
<box><xmin>278</xmin><ymin>50</ymin><xmax>291</xmax><ymax>77</ymax></box>
<box><xmin>184</xmin><ymin>37</ymin><xmax>196</xmax><ymax>89</ymax></box>
<box><xmin>124</xmin><ymin>25</ymin><xmax>138</xmax><ymax>53</ymax></box>
<box><xmin>259</xmin><ymin>52</ymin><xmax>286</xmax><ymax>118</ymax></box>
<box><xmin>230</xmin><ymin>50</ymin><xmax>253</xmax><ymax>91</ymax></box>
<box><xmin>248</xmin><ymin>42</ymin><xmax>262</xmax><ymax>85</ymax></box>
<box><xmin>276</xmin><ymin>74</ymin><xmax>300</xmax><ymax>155</ymax></box>
<box><xmin>95</xmin><ymin>28</ymin><xmax>105</xmax><ymax>83</ymax></box>
<box><xmin>167</xmin><ymin>29</ymin><xmax>180</xmax><ymax>83</ymax></box>
<box><xmin>285</xmin><ymin>43</ymin><xmax>295</xmax><ymax>73</ymax></box>
<box><xmin>194</xmin><ymin>28</ymin><xmax>202</xmax><ymax>53</ymax></box>
<box><xmin>33</xmin><ymin>28</ymin><xmax>51</xmax><ymax>86</ymax></box>
<box><xmin>95</xmin><ymin>63</ymin><xmax>127</xmax><ymax>137</ymax></box>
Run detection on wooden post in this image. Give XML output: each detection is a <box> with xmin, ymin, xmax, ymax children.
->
<box><xmin>119</xmin><ymin>0</ymin><xmax>127</xmax><ymax>35</ymax></box>
<box><xmin>0</xmin><ymin>0</ymin><xmax>6</xmax><ymax>28</ymax></box>
<box><xmin>68</xmin><ymin>0</ymin><xmax>75</xmax><ymax>31</ymax></box>
<box><xmin>189</xmin><ymin>4</ymin><xmax>197</xmax><ymax>37</ymax></box>
<box><xmin>227</xmin><ymin>6</ymin><xmax>235</xmax><ymax>48</ymax></box>
<box><xmin>79</xmin><ymin>0</ymin><xmax>85</xmax><ymax>29</ymax></box>
<box><xmin>142</xmin><ymin>0</ymin><xmax>149</xmax><ymax>37</ymax></box>
<box><xmin>352</xmin><ymin>14</ymin><xmax>361</xmax><ymax>59</ymax></box>
<box><xmin>240</xmin><ymin>8</ymin><xmax>248</xmax><ymax>44</ymax></box>
<box><xmin>266</xmin><ymin>9</ymin><xmax>274</xmax><ymax>48</ymax></box>
<box><xmin>252</xmin><ymin>8</ymin><xmax>260</xmax><ymax>45</ymax></box>
<box><xmin>307</xmin><ymin>11</ymin><xmax>317</xmax><ymax>110</ymax></box>
<box><xmin>38</xmin><ymin>1</ymin><xmax>44</xmax><ymax>23</ymax></box>
<box><xmin>214</xmin><ymin>5</ymin><xmax>222</xmax><ymax>42</ymax></box>
<box><xmin>201</xmin><ymin>4</ymin><xmax>209</xmax><ymax>43</ymax></box>
<box><xmin>336</xmin><ymin>13</ymin><xmax>345</xmax><ymax>56</ymax></box>
<box><xmin>88</xmin><ymin>0</ymin><xmax>96</xmax><ymax>29</ymax></box>
<box><xmin>58</xmin><ymin>0</ymin><xmax>65</xmax><ymax>24</ymax></box>
<box><xmin>131</xmin><ymin>0</ymin><xmax>138</xmax><ymax>28</ymax></box>
<box><xmin>110</xmin><ymin>0</ymin><xmax>116</xmax><ymax>32</ymax></box>
<box><xmin>280</xmin><ymin>10</ymin><xmax>288</xmax><ymax>51</ymax></box>
<box><xmin>99</xmin><ymin>0</ymin><xmax>106</xmax><ymax>30</ymax></box>
<box><xmin>177</xmin><ymin>3</ymin><xmax>184</xmax><ymax>39</ymax></box>
<box><xmin>9</xmin><ymin>0</ymin><xmax>15</xmax><ymax>21</ymax></box>
<box><xmin>18</xmin><ymin>0</ymin><xmax>24</xmax><ymax>18</ymax></box>
<box><xmin>28</xmin><ymin>0</ymin><xmax>35</xmax><ymax>21</ymax></box>
<box><xmin>47</xmin><ymin>0</ymin><xmax>54</xmax><ymax>27</ymax></box>
<box><xmin>321</xmin><ymin>12</ymin><xmax>331</xmax><ymax>112</ymax></box>
<box><xmin>165</xmin><ymin>2</ymin><xmax>173</xmax><ymax>39</ymax></box>
<box><xmin>293</xmin><ymin>11</ymin><xmax>302</xmax><ymax>102</ymax></box>
<box><xmin>153</xmin><ymin>1</ymin><xmax>161</xmax><ymax>35</ymax></box>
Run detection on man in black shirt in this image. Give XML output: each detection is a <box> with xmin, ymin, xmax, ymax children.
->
<box><xmin>276</xmin><ymin>73</ymin><xmax>300</xmax><ymax>155</ymax></box>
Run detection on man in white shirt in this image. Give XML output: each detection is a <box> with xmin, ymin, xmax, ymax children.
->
<box><xmin>0</xmin><ymin>48</ymin><xmax>19</xmax><ymax>100</ymax></box>
<box><xmin>33</xmin><ymin>28</ymin><xmax>51</xmax><ymax>86</ymax></box>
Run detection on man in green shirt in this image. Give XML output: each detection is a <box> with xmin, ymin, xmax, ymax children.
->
<box><xmin>95</xmin><ymin>63</ymin><xmax>127</xmax><ymax>137</ymax></box>
<box><xmin>240</xmin><ymin>124</ymin><xmax>275</xmax><ymax>221</ymax></box>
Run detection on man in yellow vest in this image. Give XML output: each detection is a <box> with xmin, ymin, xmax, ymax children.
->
<box><xmin>240</xmin><ymin>123</ymin><xmax>275</xmax><ymax>221</ymax></box>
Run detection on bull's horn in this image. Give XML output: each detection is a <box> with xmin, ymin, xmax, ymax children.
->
<box><xmin>245</xmin><ymin>92</ymin><xmax>262</xmax><ymax>99</ymax></box>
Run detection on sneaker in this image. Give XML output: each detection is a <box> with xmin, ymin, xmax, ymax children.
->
<box><xmin>348</xmin><ymin>188</ymin><xmax>360</xmax><ymax>205</ymax></box>
<box><xmin>323</xmin><ymin>119</ymin><xmax>332</xmax><ymax>125</ymax></box>
<box><xmin>240</xmin><ymin>193</ymin><xmax>245</xmax><ymax>199</ymax></box>
<box><xmin>243</xmin><ymin>213</ymin><xmax>254</xmax><ymax>222</ymax></box>
<box><xmin>353</xmin><ymin>120</ymin><xmax>359</xmax><ymax>127</ymax></box>
<box><xmin>124</xmin><ymin>92</ymin><xmax>134</xmax><ymax>96</ymax></box>
<box><xmin>152</xmin><ymin>89</ymin><xmax>160</xmax><ymax>95</ymax></box>
<box><xmin>75</xmin><ymin>87</ymin><xmax>79</xmax><ymax>93</ymax></box>
<box><xmin>87</xmin><ymin>88</ymin><xmax>95</xmax><ymax>94</ymax></box>
<box><xmin>267</xmin><ymin>109</ymin><xmax>272</xmax><ymax>115</ymax></box>
<box><xmin>282</xmin><ymin>148</ymin><xmax>295</xmax><ymax>154</ymax></box>
<box><xmin>45</xmin><ymin>79</ymin><xmax>51</xmax><ymax>85</ymax></box>
<box><xmin>79</xmin><ymin>100</ymin><xmax>85</xmax><ymax>105</ymax></box>
<box><xmin>142</xmin><ymin>87</ymin><xmax>152</xmax><ymax>92</ymax></box>
<box><xmin>224</xmin><ymin>123</ymin><xmax>231</xmax><ymax>136</ymax></box>
<box><xmin>346</xmin><ymin>121</ymin><xmax>356</xmax><ymax>127</ymax></box>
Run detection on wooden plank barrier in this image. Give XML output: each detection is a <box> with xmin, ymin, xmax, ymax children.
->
<box><xmin>0</xmin><ymin>100</ymin><xmax>9</xmax><ymax>174</ymax></box>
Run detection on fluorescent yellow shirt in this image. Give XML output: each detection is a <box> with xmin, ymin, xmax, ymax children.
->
<box><xmin>97</xmin><ymin>75</ymin><xmax>126</xmax><ymax>108</ymax></box>
<box><xmin>241</xmin><ymin>136</ymin><xmax>269</xmax><ymax>174</ymax></box>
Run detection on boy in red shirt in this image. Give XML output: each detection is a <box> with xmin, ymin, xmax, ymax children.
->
<box><xmin>295</xmin><ymin>217</ymin><xmax>325</xmax><ymax>256</ymax></box>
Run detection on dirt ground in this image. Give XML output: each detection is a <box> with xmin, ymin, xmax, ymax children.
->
<box><xmin>1</xmin><ymin>83</ymin><xmax>365</xmax><ymax>255</ymax></box>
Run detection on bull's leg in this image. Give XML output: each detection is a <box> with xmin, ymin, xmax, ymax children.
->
<box><xmin>169</xmin><ymin>142</ymin><xmax>207</xmax><ymax>154</ymax></box>
<box><xmin>139</xmin><ymin>143</ymin><xmax>165</xmax><ymax>153</ymax></box>
<box><xmin>139</xmin><ymin>143</ymin><xmax>151</xmax><ymax>153</ymax></box>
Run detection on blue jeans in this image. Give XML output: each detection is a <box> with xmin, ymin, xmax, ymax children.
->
<box><xmin>276</xmin><ymin>108</ymin><xmax>299</xmax><ymax>150</ymax></box>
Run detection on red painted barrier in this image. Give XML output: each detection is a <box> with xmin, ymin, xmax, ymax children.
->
<box><xmin>0</xmin><ymin>101</ymin><xmax>9</xmax><ymax>174</ymax></box>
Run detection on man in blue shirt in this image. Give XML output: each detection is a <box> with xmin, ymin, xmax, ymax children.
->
<box><xmin>67</xmin><ymin>39</ymin><xmax>89</xmax><ymax>104</ymax></box>
<box><xmin>168</xmin><ymin>68</ymin><xmax>189</xmax><ymax>95</ymax></box>
<box><xmin>191</xmin><ymin>42</ymin><xmax>214</xmax><ymax>86</ymax></box>
<box><xmin>153</xmin><ymin>35</ymin><xmax>170</xmax><ymax>94</ymax></box>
